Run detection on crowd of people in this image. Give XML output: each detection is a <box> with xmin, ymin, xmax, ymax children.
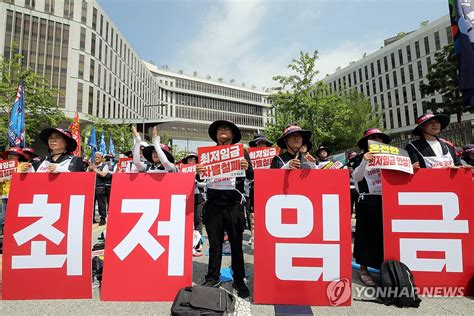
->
<box><xmin>1</xmin><ymin>113</ymin><xmax>473</xmax><ymax>297</ymax></box>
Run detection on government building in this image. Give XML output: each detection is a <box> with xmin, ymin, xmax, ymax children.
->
<box><xmin>323</xmin><ymin>15</ymin><xmax>473</xmax><ymax>146</ymax></box>
<box><xmin>0</xmin><ymin>0</ymin><xmax>273</xmax><ymax>149</ymax></box>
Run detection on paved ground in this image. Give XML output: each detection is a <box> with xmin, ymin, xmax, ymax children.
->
<box><xmin>1</xmin><ymin>225</ymin><xmax>473</xmax><ymax>315</ymax></box>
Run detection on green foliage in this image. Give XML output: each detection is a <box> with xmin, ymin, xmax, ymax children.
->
<box><xmin>419</xmin><ymin>44</ymin><xmax>465</xmax><ymax>124</ymax></box>
<box><xmin>265</xmin><ymin>50</ymin><xmax>381</xmax><ymax>153</ymax></box>
<box><xmin>0</xmin><ymin>50</ymin><xmax>66</xmax><ymax>149</ymax></box>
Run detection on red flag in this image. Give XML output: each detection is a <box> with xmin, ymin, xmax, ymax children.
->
<box><xmin>68</xmin><ymin>112</ymin><xmax>82</xmax><ymax>157</ymax></box>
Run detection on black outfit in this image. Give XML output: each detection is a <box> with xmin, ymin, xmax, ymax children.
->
<box><xmin>462</xmin><ymin>156</ymin><xmax>474</xmax><ymax>166</ymax></box>
<box><xmin>33</xmin><ymin>153</ymin><xmax>84</xmax><ymax>172</ymax></box>
<box><xmin>105</xmin><ymin>162</ymin><xmax>114</xmax><ymax>204</ymax></box>
<box><xmin>270</xmin><ymin>152</ymin><xmax>295</xmax><ymax>168</ymax></box>
<box><xmin>93</xmin><ymin>163</ymin><xmax>109</xmax><ymax>224</ymax></box>
<box><xmin>194</xmin><ymin>176</ymin><xmax>205</xmax><ymax>235</ymax></box>
<box><xmin>204</xmin><ymin>151</ymin><xmax>254</xmax><ymax>284</ymax></box>
<box><xmin>352</xmin><ymin>157</ymin><xmax>384</xmax><ymax>269</ymax></box>
<box><xmin>347</xmin><ymin>155</ymin><xmax>363</xmax><ymax>213</ymax></box>
<box><xmin>405</xmin><ymin>138</ymin><xmax>461</xmax><ymax>168</ymax></box>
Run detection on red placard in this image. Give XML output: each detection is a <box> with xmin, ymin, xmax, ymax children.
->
<box><xmin>2</xmin><ymin>173</ymin><xmax>95</xmax><ymax>299</ymax></box>
<box><xmin>117</xmin><ymin>158</ymin><xmax>133</xmax><ymax>172</ymax></box>
<box><xmin>382</xmin><ymin>169</ymin><xmax>474</xmax><ymax>296</ymax></box>
<box><xmin>0</xmin><ymin>160</ymin><xmax>18</xmax><ymax>180</ymax></box>
<box><xmin>254</xmin><ymin>169</ymin><xmax>352</xmax><ymax>306</ymax></box>
<box><xmin>101</xmin><ymin>173</ymin><xmax>195</xmax><ymax>301</ymax></box>
<box><xmin>179</xmin><ymin>164</ymin><xmax>197</xmax><ymax>173</ymax></box>
<box><xmin>197</xmin><ymin>144</ymin><xmax>244</xmax><ymax>179</ymax></box>
<box><xmin>248</xmin><ymin>147</ymin><xmax>279</xmax><ymax>169</ymax></box>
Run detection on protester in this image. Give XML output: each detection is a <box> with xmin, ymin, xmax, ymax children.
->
<box><xmin>315</xmin><ymin>145</ymin><xmax>332</xmax><ymax>168</ymax></box>
<box><xmin>19</xmin><ymin>128</ymin><xmax>84</xmax><ymax>173</ymax></box>
<box><xmin>196</xmin><ymin>120</ymin><xmax>253</xmax><ymax>298</ymax></box>
<box><xmin>21</xmin><ymin>147</ymin><xmax>37</xmax><ymax>162</ymax></box>
<box><xmin>346</xmin><ymin>150</ymin><xmax>360</xmax><ymax>216</ymax></box>
<box><xmin>182</xmin><ymin>152</ymin><xmax>206</xmax><ymax>256</ymax></box>
<box><xmin>270</xmin><ymin>124</ymin><xmax>312</xmax><ymax>169</ymax></box>
<box><xmin>133</xmin><ymin>126</ymin><xmax>177</xmax><ymax>173</ymax></box>
<box><xmin>104</xmin><ymin>154</ymin><xmax>115</xmax><ymax>203</ymax></box>
<box><xmin>405</xmin><ymin>113</ymin><xmax>463</xmax><ymax>169</ymax></box>
<box><xmin>461</xmin><ymin>144</ymin><xmax>474</xmax><ymax>167</ymax></box>
<box><xmin>247</xmin><ymin>133</ymin><xmax>274</xmax><ymax>245</ymax></box>
<box><xmin>248</xmin><ymin>133</ymin><xmax>273</xmax><ymax>148</ymax></box>
<box><xmin>88</xmin><ymin>152</ymin><xmax>110</xmax><ymax>226</ymax></box>
<box><xmin>124</xmin><ymin>126</ymin><xmax>149</xmax><ymax>173</ymax></box>
<box><xmin>352</xmin><ymin>128</ymin><xmax>391</xmax><ymax>286</ymax></box>
<box><xmin>1</xmin><ymin>147</ymin><xmax>28</xmax><ymax>225</ymax></box>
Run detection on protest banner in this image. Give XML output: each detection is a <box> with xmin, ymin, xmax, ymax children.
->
<box><xmin>367</xmin><ymin>140</ymin><xmax>413</xmax><ymax>174</ymax></box>
<box><xmin>254</xmin><ymin>169</ymin><xmax>352</xmax><ymax>306</ymax></box>
<box><xmin>248</xmin><ymin>147</ymin><xmax>279</xmax><ymax>169</ymax></box>
<box><xmin>2</xmin><ymin>173</ymin><xmax>95</xmax><ymax>299</ymax></box>
<box><xmin>179</xmin><ymin>164</ymin><xmax>197</xmax><ymax>173</ymax></box>
<box><xmin>382</xmin><ymin>169</ymin><xmax>474</xmax><ymax>296</ymax></box>
<box><xmin>197</xmin><ymin>144</ymin><xmax>244</xmax><ymax>179</ymax></box>
<box><xmin>101</xmin><ymin>173</ymin><xmax>195</xmax><ymax>301</ymax></box>
<box><xmin>0</xmin><ymin>160</ymin><xmax>18</xmax><ymax>180</ymax></box>
<box><xmin>117</xmin><ymin>158</ymin><xmax>133</xmax><ymax>172</ymax></box>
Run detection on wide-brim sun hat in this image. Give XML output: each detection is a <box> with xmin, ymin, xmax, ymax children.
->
<box><xmin>208</xmin><ymin>120</ymin><xmax>242</xmax><ymax>144</ymax></box>
<box><xmin>39</xmin><ymin>127</ymin><xmax>77</xmax><ymax>153</ymax></box>
<box><xmin>316</xmin><ymin>145</ymin><xmax>330</xmax><ymax>158</ymax></box>
<box><xmin>22</xmin><ymin>147</ymin><xmax>37</xmax><ymax>157</ymax></box>
<box><xmin>249</xmin><ymin>134</ymin><xmax>273</xmax><ymax>147</ymax></box>
<box><xmin>1</xmin><ymin>147</ymin><xmax>27</xmax><ymax>161</ymax></box>
<box><xmin>276</xmin><ymin>124</ymin><xmax>312</xmax><ymax>149</ymax></box>
<box><xmin>412</xmin><ymin>113</ymin><xmax>450</xmax><ymax>136</ymax></box>
<box><xmin>143</xmin><ymin>144</ymin><xmax>175</xmax><ymax>164</ymax></box>
<box><xmin>357</xmin><ymin>128</ymin><xmax>391</xmax><ymax>149</ymax></box>
<box><xmin>182</xmin><ymin>152</ymin><xmax>199</xmax><ymax>164</ymax></box>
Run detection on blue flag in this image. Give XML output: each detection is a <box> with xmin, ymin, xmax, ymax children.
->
<box><xmin>109</xmin><ymin>134</ymin><xmax>116</xmax><ymax>156</ymax></box>
<box><xmin>449</xmin><ymin>0</ymin><xmax>474</xmax><ymax>107</ymax></box>
<box><xmin>99</xmin><ymin>130</ymin><xmax>106</xmax><ymax>155</ymax></box>
<box><xmin>7</xmin><ymin>81</ymin><xmax>26</xmax><ymax>147</ymax></box>
<box><xmin>88</xmin><ymin>126</ymin><xmax>97</xmax><ymax>158</ymax></box>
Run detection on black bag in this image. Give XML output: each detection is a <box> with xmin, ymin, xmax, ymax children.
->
<box><xmin>378</xmin><ymin>260</ymin><xmax>422</xmax><ymax>307</ymax></box>
<box><xmin>171</xmin><ymin>286</ymin><xmax>235</xmax><ymax>316</ymax></box>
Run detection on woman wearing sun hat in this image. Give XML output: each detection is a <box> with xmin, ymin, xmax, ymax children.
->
<box><xmin>352</xmin><ymin>127</ymin><xmax>391</xmax><ymax>286</ymax></box>
<box><xmin>270</xmin><ymin>124</ymin><xmax>314</xmax><ymax>169</ymax></box>
<box><xmin>19</xmin><ymin>127</ymin><xmax>84</xmax><ymax>173</ymax></box>
<box><xmin>405</xmin><ymin>113</ymin><xmax>463</xmax><ymax>169</ymax></box>
<box><xmin>132</xmin><ymin>125</ymin><xmax>177</xmax><ymax>173</ymax></box>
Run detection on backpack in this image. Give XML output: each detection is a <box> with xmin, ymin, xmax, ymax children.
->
<box><xmin>378</xmin><ymin>260</ymin><xmax>422</xmax><ymax>307</ymax></box>
<box><xmin>92</xmin><ymin>242</ymin><xmax>105</xmax><ymax>287</ymax></box>
<box><xmin>171</xmin><ymin>286</ymin><xmax>235</xmax><ymax>316</ymax></box>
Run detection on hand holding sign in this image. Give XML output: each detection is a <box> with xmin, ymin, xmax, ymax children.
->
<box><xmin>240</xmin><ymin>158</ymin><xmax>249</xmax><ymax>170</ymax></box>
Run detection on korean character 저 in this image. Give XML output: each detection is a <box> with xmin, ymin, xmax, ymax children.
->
<box><xmin>210</xmin><ymin>150</ymin><xmax>220</xmax><ymax>163</ymax></box>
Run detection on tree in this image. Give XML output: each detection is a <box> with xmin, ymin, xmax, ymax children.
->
<box><xmin>265</xmin><ymin>50</ymin><xmax>380</xmax><ymax>152</ymax></box>
<box><xmin>419</xmin><ymin>44</ymin><xmax>467</xmax><ymax>139</ymax></box>
<box><xmin>0</xmin><ymin>50</ymin><xmax>66</xmax><ymax>149</ymax></box>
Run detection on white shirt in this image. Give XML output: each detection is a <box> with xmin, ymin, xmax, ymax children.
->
<box><xmin>426</xmin><ymin>140</ymin><xmax>443</xmax><ymax>157</ymax></box>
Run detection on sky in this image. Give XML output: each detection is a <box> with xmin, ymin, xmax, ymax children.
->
<box><xmin>97</xmin><ymin>0</ymin><xmax>451</xmax><ymax>91</ymax></box>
